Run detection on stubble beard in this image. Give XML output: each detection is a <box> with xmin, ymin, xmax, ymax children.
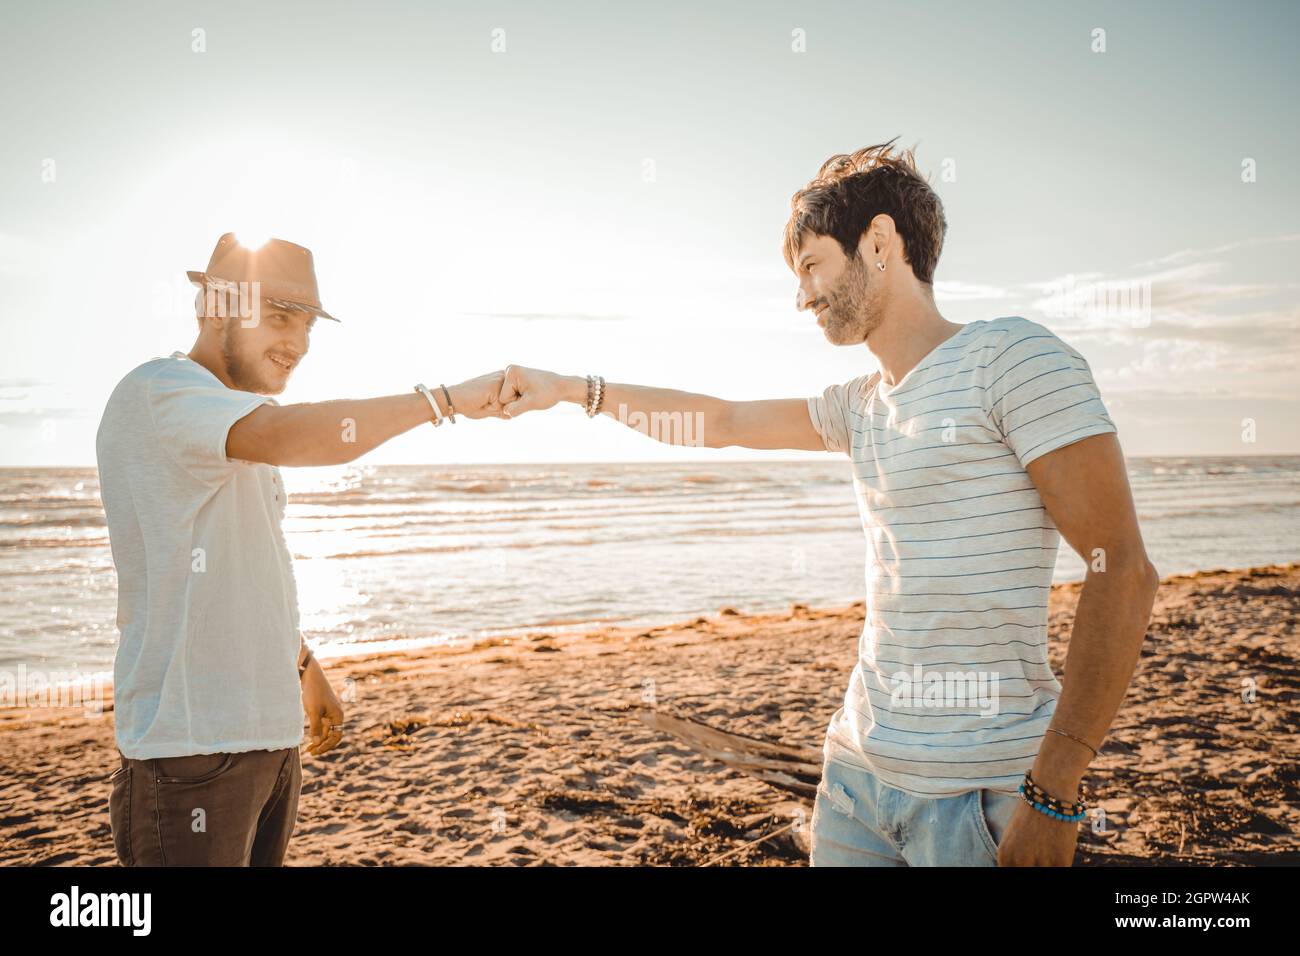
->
<box><xmin>221</xmin><ymin>324</ymin><xmax>281</xmax><ymax>395</ymax></box>
<box><xmin>822</xmin><ymin>252</ymin><xmax>884</xmax><ymax>346</ymax></box>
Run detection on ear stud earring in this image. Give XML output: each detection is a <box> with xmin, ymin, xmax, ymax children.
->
<box><xmin>876</xmin><ymin>261</ymin><xmax>886</xmax><ymax>271</ymax></box>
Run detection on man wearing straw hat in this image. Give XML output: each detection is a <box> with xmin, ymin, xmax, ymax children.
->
<box><xmin>96</xmin><ymin>233</ymin><xmax>505</xmax><ymax>866</ymax></box>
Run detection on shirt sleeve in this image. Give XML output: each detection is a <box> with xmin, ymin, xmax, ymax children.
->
<box><xmin>981</xmin><ymin>322</ymin><xmax>1117</xmax><ymax>468</ymax></box>
<box><xmin>806</xmin><ymin>373</ymin><xmax>874</xmax><ymax>455</ymax></box>
<box><xmin>147</xmin><ymin>359</ymin><xmax>277</xmax><ymax>484</ymax></box>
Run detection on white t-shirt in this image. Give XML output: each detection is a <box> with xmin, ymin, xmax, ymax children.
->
<box><xmin>95</xmin><ymin>351</ymin><xmax>304</xmax><ymax>759</ymax></box>
<box><xmin>806</xmin><ymin>316</ymin><xmax>1117</xmax><ymax>797</ymax></box>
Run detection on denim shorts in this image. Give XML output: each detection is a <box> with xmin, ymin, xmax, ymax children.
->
<box><xmin>809</xmin><ymin>752</ymin><xmax>1021</xmax><ymax>866</ymax></box>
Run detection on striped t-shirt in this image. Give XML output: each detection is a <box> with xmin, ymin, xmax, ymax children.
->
<box><xmin>806</xmin><ymin>316</ymin><xmax>1117</xmax><ymax>797</ymax></box>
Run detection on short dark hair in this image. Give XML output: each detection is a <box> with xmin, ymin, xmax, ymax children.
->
<box><xmin>783</xmin><ymin>138</ymin><xmax>947</xmax><ymax>285</ymax></box>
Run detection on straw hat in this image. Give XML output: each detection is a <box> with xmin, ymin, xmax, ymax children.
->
<box><xmin>187</xmin><ymin>232</ymin><xmax>340</xmax><ymax>322</ymax></box>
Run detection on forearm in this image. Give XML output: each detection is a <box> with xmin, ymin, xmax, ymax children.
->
<box><xmin>265</xmin><ymin>392</ymin><xmax>436</xmax><ymax>466</ymax></box>
<box><xmin>554</xmin><ymin>374</ymin><xmax>735</xmax><ymax>448</ymax></box>
<box><xmin>235</xmin><ymin>377</ymin><xmax>473</xmax><ymax>467</ymax></box>
<box><xmin>1031</xmin><ymin>558</ymin><xmax>1159</xmax><ymax>796</ymax></box>
<box><xmin>501</xmin><ymin>365</ymin><xmax>822</xmax><ymax>449</ymax></box>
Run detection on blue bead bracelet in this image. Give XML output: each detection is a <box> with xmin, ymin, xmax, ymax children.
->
<box><xmin>1018</xmin><ymin>784</ymin><xmax>1087</xmax><ymax>822</ymax></box>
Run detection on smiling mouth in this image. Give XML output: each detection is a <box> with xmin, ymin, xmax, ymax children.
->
<box><xmin>815</xmin><ymin>306</ymin><xmax>829</xmax><ymax>322</ymax></box>
<box><xmin>268</xmin><ymin>354</ymin><xmax>295</xmax><ymax>372</ymax></box>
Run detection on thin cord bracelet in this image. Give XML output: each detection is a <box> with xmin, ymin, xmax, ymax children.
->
<box><xmin>1046</xmin><ymin>726</ymin><xmax>1100</xmax><ymax>758</ymax></box>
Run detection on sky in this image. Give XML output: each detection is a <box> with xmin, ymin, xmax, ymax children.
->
<box><xmin>2</xmin><ymin>0</ymin><xmax>1297</xmax><ymax>465</ymax></box>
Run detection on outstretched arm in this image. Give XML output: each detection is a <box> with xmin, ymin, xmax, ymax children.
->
<box><xmin>226</xmin><ymin>371</ymin><xmax>506</xmax><ymax>467</ymax></box>
<box><xmin>497</xmin><ymin>365</ymin><xmax>826</xmax><ymax>451</ymax></box>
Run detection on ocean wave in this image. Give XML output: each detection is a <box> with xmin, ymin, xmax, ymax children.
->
<box><xmin>294</xmin><ymin>521</ymin><xmax>853</xmax><ymax>560</ymax></box>
<box><xmin>0</xmin><ymin>514</ymin><xmax>106</xmax><ymax>530</ymax></box>
<box><xmin>282</xmin><ymin>496</ymin><xmax>849</xmax><ymax>531</ymax></box>
<box><xmin>1139</xmin><ymin>501</ymin><xmax>1300</xmax><ymax>521</ymax></box>
<box><xmin>0</xmin><ymin>536</ymin><xmax>110</xmax><ymax>550</ymax></box>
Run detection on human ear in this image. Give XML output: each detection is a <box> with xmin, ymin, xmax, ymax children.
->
<box><xmin>860</xmin><ymin>214</ymin><xmax>896</xmax><ymax>263</ymax></box>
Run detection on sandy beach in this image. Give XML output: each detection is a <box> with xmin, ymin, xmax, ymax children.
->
<box><xmin>1</xmin><ymin>563</ymin><xmax>1296</xmax><ymax>866</ymax></box>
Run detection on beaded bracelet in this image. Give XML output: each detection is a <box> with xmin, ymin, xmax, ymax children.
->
<box><xmin>1020</xmin><ymin>795</ymin><xmax>1087</xmax><ymax>823</ymax></box>
<box><xmin>1022</xmin><ymin>770</ymin><xmax>1086</xmax><ymax>813</ymax></box>
<box><xmin>585</xmin><ymin>374</ymin><xmax>606</xmax><ymax>417</ymax></box>
<box><xmin>1018</xmin><ymin>770</ymin><xmax>1088</xmax><ymax>822</ymax></box>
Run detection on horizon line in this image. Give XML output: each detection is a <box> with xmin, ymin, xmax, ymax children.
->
<box><xmin>2</xmin><ymin>451</ymin><xmax>1298</xmax><ymax>471</ymax></box>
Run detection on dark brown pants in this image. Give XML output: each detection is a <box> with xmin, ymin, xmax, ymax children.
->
<box><xmin>108</xmin><ymin>747</ymin><xmax>301</xmax><ymax>866</ymax></box>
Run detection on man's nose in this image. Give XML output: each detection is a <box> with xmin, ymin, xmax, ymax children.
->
<box><xmin>287</xmin><ymin>327</ymin><xmax>310</xmax><ymax>358</ymax></box>
<box><xmin>795</xmin><ymin>284</ymin><xmax>814</xmax><ymax>311</ymax></box>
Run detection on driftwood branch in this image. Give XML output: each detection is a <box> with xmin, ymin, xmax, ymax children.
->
<box><xmin>636</xmin><ymin>708</ymin><xmax>823</xmax><ymax>798</ymax></box>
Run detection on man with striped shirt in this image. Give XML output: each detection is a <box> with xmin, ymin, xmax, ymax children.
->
<box><xmin>805</xmin><ymin>314</ymin><xmax>1120</xmax><ymax>805</ymax></box>
<box><xmin>496</xmin><ymin>141</ymin><xmax>1159</xmax><ymax>866</ymax></box>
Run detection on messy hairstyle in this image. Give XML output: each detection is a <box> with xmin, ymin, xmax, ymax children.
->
<box><xmin>783</xmin><ymin>138</ymin><xmax>947</xmax><ymax>285</ymax></box>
